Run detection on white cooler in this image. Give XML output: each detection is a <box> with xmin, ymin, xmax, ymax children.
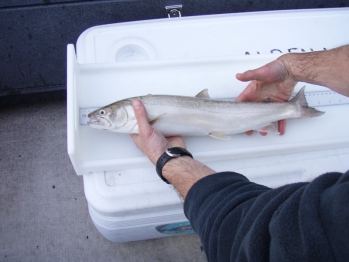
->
<box><xmin>67</xmin><ymin>8</ymin><xmax>349</xmax><ymax>242</ymax></box>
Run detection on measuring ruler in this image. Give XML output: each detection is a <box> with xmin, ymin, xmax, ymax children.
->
<box><xmin>79</xmin><ymin>91</ymin><xmax>349</xmax><ymax>125</ymax></box>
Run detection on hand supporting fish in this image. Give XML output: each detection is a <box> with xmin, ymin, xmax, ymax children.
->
<box><xmin>130</xmin><ymin>99</ymin><xmax>186</xmax><ymax>165</ymax></box>
<box><xmin>88</xmin><ymin>87</ymin><xmax>324</xmax><ymax>140</ymax></box>
<box><xmin>126</xmin><ymin>44</ymin><xmax>347</xmax><ymax>200</ymax></box>
<box><xmin>235</xmin><ymin>57</ymin><xmax>298</xmax><ymax>136</ymax></box>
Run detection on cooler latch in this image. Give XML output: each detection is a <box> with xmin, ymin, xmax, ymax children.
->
<box><xmin>165</xmin><ymin>5</ymin><xmax>182</xmax><ymax>18</ymax></box>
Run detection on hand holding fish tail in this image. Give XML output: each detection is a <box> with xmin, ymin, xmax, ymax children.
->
<box><xmin>130</xmin><ymin>99</ymin><xmax>186</xmax><ymax>165</ymax></box>
<box><xmin>235</xmin><ymin>59</ymin><xmax>297</xmax><ymax>136</ymax></box>
<box><xmin>235</xmin><ymin>59</ymin><xmax>297</xmax><ymax>102</ymax></box>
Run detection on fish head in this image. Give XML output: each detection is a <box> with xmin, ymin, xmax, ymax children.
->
<box><xmin>87</xmin><ymin>100</ymin><xmax>137</xmax><ymax>133</ymax></box>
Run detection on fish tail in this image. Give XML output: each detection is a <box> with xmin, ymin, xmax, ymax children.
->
<box><xmin>290</xmin><ymin>86</ymin><xmax>325</xmax><ymax>118</ymax></box>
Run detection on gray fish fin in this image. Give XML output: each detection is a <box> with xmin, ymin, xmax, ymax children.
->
<box><xmin>290</xmin><ymin>86</ymin><xmax>325</xmax><ymax>118</ymax></box>
<box><xmin>149</xmin><ymin>114</ymin><xmax>166</xmax><ymax>125</ymax></box>
<box><xmin>209</xmin><ymin>132</ymin><xmax>231</xmax><ymax>140</ymax></box>
<box><xmin>255</xmin><ymin>123</ymin><xmax>279</xmax><ymax>134</ymax></box>
<box><xmin>289</xmin><ymin>86</ymin><xmax>308</xmax><ymax>106</ymax></box>
<box><xmin>196</xmin><ymin>89</ymin><xmax>210</xmax><ymax>98</ymax></box>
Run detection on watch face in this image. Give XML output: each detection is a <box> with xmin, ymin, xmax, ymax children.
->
<box><xmin>166</xmin><ymin>148</ymin><xmax>181</xmax><ymax>157</ymax></box>
<box><xmin>166</xmin><ymin>147</ymin><xmax>193</xmax><ymax>158</ymax></box>
<box><xmin>169</xmin><ymin>147</ymin><xmax>182</xmax><ymax>154</ymax></box>
<box><xmin>167</xmin><ymin>147</ymin><xmax>191</xmax><ymax>158</ymax></box>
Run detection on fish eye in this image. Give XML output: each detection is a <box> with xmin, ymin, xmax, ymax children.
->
<box><xmin>100</xmin><ymin>110</ymin><xmax>106</xmax><ymax>115</ymax></box>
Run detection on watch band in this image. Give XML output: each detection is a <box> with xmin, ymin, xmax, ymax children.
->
<box><xmin>156</xmin><ymin>147</ymin><xmax>193</xmax><ymax>184</ymax></box>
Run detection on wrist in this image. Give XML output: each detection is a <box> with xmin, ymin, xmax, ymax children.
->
<box><xmin>162</xmin><ymin>156</ymin><xmax>193</xmax><ymax>183</ymax></box>
<box><xmin>156</xmin><ymin>147</ymin><xmax>193</xmax><ymax>184</ymax></box>
<box><xmin>162</xmin><ymin>156</ymin><xmax>215</xmax><ymax>199</ymax></box>
<box><xmin>277</xmin><ymin>49</ymin><xmax>335</xmax><ymax>86</ymax></box>
<box><xmin>277</xmin><ymin>53</ymin><xmax>301</xmax><ymax>82</ymax></box>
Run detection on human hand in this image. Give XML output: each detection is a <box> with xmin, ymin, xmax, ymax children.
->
<box><xmin>235</xmin><ymin>58</ymin><xmax>298</xmax><ymax>136</ymax></box>
<box><xmin>130</xmin><ymin>99</ymin><xmax>186</xmax><ymax>165</ymax></box>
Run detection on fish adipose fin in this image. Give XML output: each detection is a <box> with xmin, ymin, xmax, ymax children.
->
<box><xmin>196</xmin><ymin>89</ymin><xmax>210</xmax><ymax>98</ymax></box>
<box><xmin>209</xmin><ymin>132</ymin><xmax>231</xmax><ymax>140</ymax></box>
<box><xmin>290</xmin><ymin>86</ymin><xmax>325</xmax><ymax>118</ymax></box>
<box><xmin>255</xmin><ymin>123</ymin><xmax>279</xmax><ymax>134</ymax></box>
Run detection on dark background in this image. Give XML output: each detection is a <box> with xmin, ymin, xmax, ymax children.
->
<box><xmin>1</xmin><ymin>0</ymin><xmax>348</xmax><ymax>106</ymax></box>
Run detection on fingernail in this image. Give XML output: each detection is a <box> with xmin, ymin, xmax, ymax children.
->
<box><xmin>236</xmin><ymin>73</ymin><xmax>245</xmax><ymax>79</ymax></box>
<box><xmin>133</xmin><ymin>99</ymin><xmax>142</xmax><ymax>109</ymax></box>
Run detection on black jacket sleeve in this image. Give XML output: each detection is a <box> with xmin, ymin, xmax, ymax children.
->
<box><xmin>184</xmin><ymin>170</ymin><xmax>349</xmax><ymax>262</ymax></box>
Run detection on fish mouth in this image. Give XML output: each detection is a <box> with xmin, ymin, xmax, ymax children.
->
<box><xmin>87</xmin><ymin>118</ymin><xmax>100</xmax><ymax>125</ymax></box>
<box><xmin>87</xmin><ymin>116</ymin><xmax>111</xmax><ymax>127</ymax></box>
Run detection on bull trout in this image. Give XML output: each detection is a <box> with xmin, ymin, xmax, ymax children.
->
<box><xmin>88</xmin><ymin>86</ymin><xmax>324</xmax><ymax>140</ymax></box>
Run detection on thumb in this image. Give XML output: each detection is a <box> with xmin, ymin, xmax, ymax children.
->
<box><xmin>236</xmin><ymin>65</ymin><xmax>270</xmax><ymax>82</ymax></box>
<box><xmin>236</xmin><ymin>60</ymin><xmax>288</xmax><ymax>83</ymax></box>
<box><xmin>132</xmin><ymin>99</ymin><xmax>152</xmax><ymax>137</ymax></box>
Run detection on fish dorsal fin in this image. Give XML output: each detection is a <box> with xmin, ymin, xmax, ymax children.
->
<box><xmin>209</xmin><ymin>131</ymin><xmax>231</xmax><ymax>140</ymax></box>
<box><xmin>255</xmin><ymin>123</ymin><xmax>279</xmax><ymax>134</ymax></box>
<box><xmin>196</xmin><ymin>89</ymin><xmax>210</xmax><ymax>98</ymax></box>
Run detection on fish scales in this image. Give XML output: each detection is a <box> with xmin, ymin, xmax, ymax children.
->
<box><xmin>139</xmin><ymin>95</ymin><xmax>296</xmax><ymax>136</ymax></box>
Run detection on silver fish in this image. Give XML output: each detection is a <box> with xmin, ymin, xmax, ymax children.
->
<box><xmin>87</xmin><ymin>86</ymin><xmax>324</xmax><ymax>140</ymax></box>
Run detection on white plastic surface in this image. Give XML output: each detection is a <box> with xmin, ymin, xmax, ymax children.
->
<box><xmin>85</xmin><ymin>147</ymin><xmax>349</xmax><ymax>242</ymax></box>
<box><xmin>67</xmin><ymin>8</ymin><xmax>349</xmax><ymax>242</ymax></box>
<box><xmin>77</xmin><ymin>8</ymin><xmax>349</xmax><ymax>63</ymax></box>
<box><xmin>67</xmin><ymin>51</ymin><xmax>349</xmax><ymax>175</ymax></box>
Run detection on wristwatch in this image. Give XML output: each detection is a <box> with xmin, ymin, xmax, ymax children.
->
<box><xmin>156</xmin><ymin>147</ymin><xmax>193</xmax><ymax>184</ymax></box>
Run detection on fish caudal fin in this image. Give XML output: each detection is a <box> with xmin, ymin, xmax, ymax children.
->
<box><xmin>290</xmin><ymin>86</ymin><xmax>325</xmax><ymax>118</ymax></box>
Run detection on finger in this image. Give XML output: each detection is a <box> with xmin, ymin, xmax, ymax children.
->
<box><xmin>237</xmin><ymin>60</ymin><xmax>290</xmax><ymax>83</ymax></box>
<box><xmin>236</xmin><ymin>66</ymin><xmax>269</xmax><ymax>82</ymax></box>
<box><xmin>235</xmin><ymin>90</ymin><xmax>251</xmax><ymax>102</ymax></box>
<box><xmin>130</xmin><ymin>133</ymin><xmax>139</xmax><ymax>144</ymax></box>
<box><xmin>167</xmin><ymin>136</ymin><xmax>187</xmax><ymax>149</ymax></box>
<box><xmin>245</xmin><ymin>130</ymin><xmax>253</xmax><ymax>136</ymax></box>
<box><xmin>258</xmin><ymin>120</ymin><xmax>286</xmax><ymax>136</ymax></box>
<box><xmin>132</xmin><ymin>99</ymin><xmax>152</xmax><ymax>138</ymax></box>
<box><xmin>235</xmin><ymin>81</ymin><xmax>259</xmax><ymax>102</ymax></box>
<box><xmin>278</xmin><ymin>120</ymin><xmax>286</xmax><ymax>135</ymax></box>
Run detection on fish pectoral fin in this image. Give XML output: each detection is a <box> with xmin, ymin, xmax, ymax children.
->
<box><xmin>148</xmin><ymin>114</ymin><xmax>166</xmax><ymax>125</ymax></box>
<box><xmin>195</xmin><ymin>89</ymin><xmax>210</xmax><ymax>99</ymax></box>
<box><xmin>255</xmin><ymin>123</ymin><xmax>279</xmax><ymax>134</ymax></box>
<box><xmin>209</xmin><ymin>132</ymin><xmax>231</xmax><ymax>140</ymax></box>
